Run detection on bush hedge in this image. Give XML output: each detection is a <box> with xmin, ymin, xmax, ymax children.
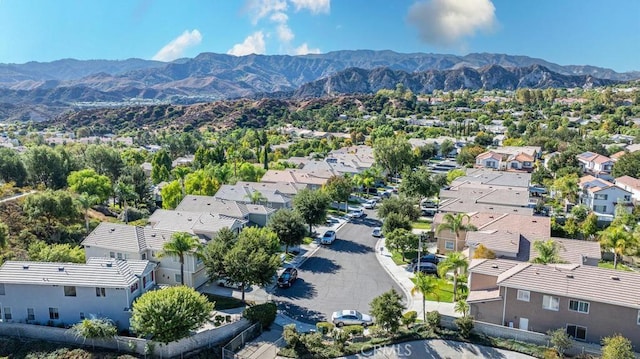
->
<box><xmin>243</xmin><ymin>302</ymin><xmax>277</xmax><ymax>329</ymax></box>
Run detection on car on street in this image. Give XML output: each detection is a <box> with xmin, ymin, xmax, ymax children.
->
<box><xmin>347</xmin><ymin>208</ymin><xmax>364</xmax><ymax>219</ymax></box>
<box><xmin>216</xmin><ymin>277</ymin><xmax>243</xmax><ymax>289</ymax></box>
<box><xmin>277</xmin><ymin>268</ymin><xmax>298</xmax><ymax>288</ymax></box>
<box><xmin>363</xmin><ymin>200</ymin><xmax>376</xmax><ymax>209</ymax></box>
<box><xmin>411</xmin><ymin>253</ymin><xmax>440</xmax><ymax>265</ymax></box>
<box><xmin>331</xmin><ymin>310</ymin><xmax>374</xmax><ymax>327</ymax></box>
<box><xmin>320</xmin><ymin>230</ymin><xmax>337</xmax><ymax>244</ymax></box>
<box><xmin>372</xmin><ymin>227</ymin><xmax>382</xmax><ymax>237</ymax></box>
<box><xmin>412</xmin><ymin>262</ymin><xmax>439</xmax><ymax>276</ymax></box>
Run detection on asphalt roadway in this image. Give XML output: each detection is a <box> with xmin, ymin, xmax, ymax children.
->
<box><xmin>272</xmin><ymin>209</ymin><xmax>405</xmax><ymax>324</ymax></box>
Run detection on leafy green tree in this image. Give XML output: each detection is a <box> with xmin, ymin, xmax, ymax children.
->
<box><xmin>201</xmin><ymin>228</ymin><xmax>238</xmax><ymax>280</ymax></box>
<box><xmin>399</xmin><ymin>167</ymin><xmax>438</xmax><ymax>199</ymax></box>
<box><xmin>160</xmin><ymin>180</ymin><xmax>183</xmax><ymax>209</ymax></box>
<box><xmin>268</xmin><ymin>209</ymin><xmax>307</xmax><ymax>254</ymax></box>
<box><xmin>374</xmin><ymin>136</ymin><xmax>415</xmax><ymax>182</ymax></box>
<box><xmin>130</xmin><ymin>286</ymin><xmax>213</xmax><ymax>344</ymax></box>
<box><xmin>120</xmin><ymin>148</ymin><xmax>147</xmax><ymax>166</ymax></box>
<box><xmin>439</xmin><ymin>139</ymin><xmax>455</xmax><ymax>158</ymax></box>
<box><xmin>24</xmin><ymin>145</ymin><xmax>68</xmax><ymax>189</ymax></box>
<box><xmin>599</xmin><ymin>225</ymin><xmax>637</xmax><ymax>269</ymax></box>
<box><xmin>0</xmin><ymin>222</ymin><xmax>9</xmax><ymax>249</ymax></box>
<box><xmin>28</xmin><ymin>241</ymin><xmax>85</xmax><ymax>263</ymax></box>
<box><xmin>472</xmin><ymin>244</ymin><xmax>496</xmax><ymax>259</ymax></box>
<box><xmin>23</xmin><ymin>190</ymin><xmax>78</xmax><ymax>225</ymax></box>
<box><xmin>369</xmin><ymin>289</ymin><xmax>405</xmax><ymax>334</ymax></box>
<box><xmin>324</xmin><ymin>175</ymin><xmax>352</xmax><ymax>215</ymax></box>
<box><xmin>411</xmin><ymin>273</ymin><xmax>440</xmax><ymax>322</ymax></box>
<box><xmin>570</xmin><ymin>205</ymin><xmax>589</xmax><ymax>222</ymax></box>
<box><xmin>71</xmin><ymin>318</ymin><xmax>117</xmax><ymax>349</ymax></box>
<box><xmin>118</xmin><ymin>165</ymin><xmax>151</xmax><ymax>206</ymax></box>
<box><xmin>382</xmin><ymin>212</ymin><xmax>413</xmax><ymax>235</ymax></box>
<box><xmin>293</xmin><ymin>188</ymin><xmax>330</xmax><ymax>234</ymax></box>
<box><xmin>185</xmin><ymin>169</ymin><xmax>220</xmax><ymax>196</ymax></box>
<box><xmin>67</xmin><ymin>169</ymin><xmax>112</xmax><ymax>204</ymax></box>
<box><xmin>159</xmin><ymin>232</ymin><xmax>202</xmax><ymax>285</ymax></box>
<box><xmin>384</xmin><ymin>228</ymin><xmax>418</xmax><ymax>261</ymax></box>
<box><xmin>601</xmin><ymin>334</ymin><xmax>635</xmax><ymax>359</ymax></box>
<box><xmin>456</xmin><ymin>145</ymin><xmax>486</xmax><ymax>166</ymax></box>
<box><xmin>0</xmin><ymin>148</ymin><xmax>27</xmax><ymax>187</ymax></box>
<box><xmin>580</xmin><ymin>213</ymin><xmax>599</xmax><ymax>240</ymax></box>
<box><xmin>84</xmin><ymin>145</ymin><xmax>124</xmax><ymax>182</ymax></box>
<box><xmin>238</xmin><ymin>162</ymin><xmax>265</xmax><ymax>182</ymax></box>
<box><xmin>377</xmin><ymin>196</ymin><xmax>420</xmax><ymax>221</ymax></box>
<box><xmin>437</xmin><ymin>252</ymin><xmax>468</xmax><ymax>302</ymax></box>
<box><xmin>446</xmin><ymin>169</ymin><xmax>466</xmax><ymax>184</ymax></box>
<box><xmin>547</xmin><ymin>328</ymin><xmax>573</xmax><ymax>358</ymax></box>
<box><xmin>436</xmin><ymin>213</ymin><xmax>477</xmax><ymax>252</ymax></box>
<box><xmin>114</xmin><ymin>181</ymin><xmax>137</xmax><ymax>222</ymax></box>
<box><xmin>171</xmin><ymin>166</ymin><xmax>191</xmax><ymax>196</ymax></box>
<box><xmin>151</xmin><ymin>149</ymin><xmax>172</xmax><ymax>184</ymax></box>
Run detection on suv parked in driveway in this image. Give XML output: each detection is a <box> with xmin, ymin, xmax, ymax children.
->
<box><xmin>320</xmin><ymin>230</ymin><xmax>337</xmax><ymax>244</ymax></box>
<box><xmin>410</xmin><ymin>253</ymin><xmax>440</xmax><ymax>265</ymax></box>
<box><xmin>412</xmin><ymin>262</ymin><xmax>438</xmax><ymax>276</ymax></box>
<box><xmin>277</xmin><ymin>268</ymin><xmax>298</xmax><ymax>288</ymax></box>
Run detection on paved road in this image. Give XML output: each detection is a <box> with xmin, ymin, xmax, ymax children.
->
<box><xmin>273</xmin><ymin>209</ymin><xmax>405</xmax><ymax>324</ymax></box>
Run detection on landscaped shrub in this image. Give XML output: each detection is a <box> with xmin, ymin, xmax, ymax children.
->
<box><xmin>282</xmin><ymin>324</ymin><xmax>300</xmax><ymax>348</ymax></box>
<box><xmin>426</xmin><ymin>310</ymin><xmax>441</xmax><ymax>329</ymax></box>
<box><xmin>342</xmin><ymin>325</ymin><xmax>364</xmax><ymax>338</ymax></box>
<box><xmin>316</xmin><ymin>321</ymin><xmax>335</xmax><ymax>335</ymax></box>
<box><xmin>402</xmin><ymin>311</ymin><xmax>418</xmax><ymax>327</ymax></box>
<box><xmin>243</xmin><ymin>302</ymin><xmax>277</xmax><ymax>329</ymax></box>
<box><xmin>455</xmin><ymin>315</ymin><xmax>474</xmax><ymax>338</ymax></box>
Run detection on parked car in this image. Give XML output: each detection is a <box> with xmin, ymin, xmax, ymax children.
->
<box><xmin>363</xmin><ymin>200</ymin><xmax>376</xmax><ymax>209</ymax></box>
<box><xmin>216</xmin><ymin>277</ymin><xmax>243</xmax><ymax>289</ymax></box>
<box><xmin>331</xmin><ymin>310</ymin><xmax>374</xmax><ymax>327</ymax></box>
<box><xmin>410</xmin><ymin>253</ymin><xmax>440</xmax><ymax>265</ymax></box>
<box><xmin>347</xmin><ymin>208</ymin><xmax>364</xmax><ymax>219</ymax></box>
<box><xmin>412</xmin><ymin>262</ymin><xmax>439</xmax><ymax>276</ymax></box>
<box><xmin>277</xmin><ymin>268</ymin><xmax>298</xmax><ymax>288</ymax></box>
<box><xmin>320</xmin><ymin>230</ymin><xmax>337</xmax><ymax>244</ymax></box>
<box><xmin>372</xmin><ymin>227</ymin><xmax>382</xmax><ymax>237</ymax></box>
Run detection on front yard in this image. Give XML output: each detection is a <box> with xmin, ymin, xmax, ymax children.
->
<box><xmin>597</xmin><ymin>260</ymin><xmax>635</xmax><ymax>272</ymax></box>
<box><xmin>410</xmin><ymin>277</ymin><xmax>455</xmax><ymax>303</ymax></box>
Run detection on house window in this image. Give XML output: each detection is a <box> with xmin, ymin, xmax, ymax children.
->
<box><xmin>0</xmin><ymin>283</ymin><xmax>4</xmax><ymax>295</ymax></box>
<box><xmin>4</xmin><ymin>307</ymin><xmax>11</xmax><ymax>320</ymax></box>
<box><xmin>64</xmin><ymin>286</ymin><xmax>77</xmax><ymax>297</ymax></box>
<box><xmin>445</xmin><ymin>241</ymin><xmax>455</xmax><ymax>250</ymax></box>
<box><xmin>568</xmin><ymin>300</ymin><xmax>589</xmax><ymax>314</ymax></box>
<box><xmin>517</xmin><ymin>290</ymin><xmax>530</xmax><ymax>302</ymax></box>
<box><xmin>511</xmin><ymin>162</ymin><xmax>518</xmax><ymax>168</ymax></box>
<box><xmin>637</xmin><ymin>310</ymin><xmax>640</xmax><ymax>325</ymax></box>
<box><xmin>566</xmin><ymin>324</ymin><xmax>587</xmax><ymax>341</ymax></box>
<box><xmin>593</xmin><ymin>205</ymin><xmax>607</xmax><ymax>213</ymax></box>
<box><xmin>175</xmin><ymin>274</ymin><xmax>182</xmax><ymax>283</ymax></box>
<box><xmin>524</xmin><ymin>162</ymin><xmax>531</xmax><ymax>166</ymax></box>
<box><xmin>96</xmin><ymin>287</ymin><xmax>106</xmax><ymax>297</ymax></box>
<box><xmin>109</xmin><ymin>252</ymin><xmax>115</xmax><ymax>258</ymax></box>
<box><xmin>143</xmin><ymin>276</ymin><xmax>147</xmax><ymax>288</ymax></box>
<box><xmin>624</xmin><ymin>195</ymin><xmax>631</xmax><ymax>201</ymax></box>
<box><xmin>594</xmin><ymin>194</ymin><xmax>608</xmax><ymax>200</ymax></box>
<box><xmin>80</xmin><ymin>312</ymin><xmax>85</xmax><ymax>320</ymax></box>
<box><xmin>130</xmin><ymin>282</ymin><xmax>139</xmax><ymax>293</ymax></box>
<box><xmin>141</xmin><ymin>253</ymin><xmax>147</xmax><ymax>260</ymax></box>
<box><xmin>49</xmin><ymin>307</ymin><xmax>59</xmax><ymax>320</ymax></box>
<box><xmin>27</xmin><ymin>308</ymin><xmax>35</xmax><ymax>321</ymax></box>
<box><xmin>117</xmin><ymin>253</ymin><xmax>123</xmax><ymax>259</ymax></box>
<box><xmin>542</xmin><ymin>295</ymin><xmax>559</xmax><ymax>311</ymax></box>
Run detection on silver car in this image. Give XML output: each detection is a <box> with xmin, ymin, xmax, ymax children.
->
<box><xmin>331</xmin><ymin>310</ymin><xmax>374</xmax><ymax>327</ymax></box>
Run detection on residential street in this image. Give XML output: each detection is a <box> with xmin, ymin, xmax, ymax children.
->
<box><xmin>272</xmin><ymin>209</ymin><xmax>405</xmax><ymax>324</ymax></box>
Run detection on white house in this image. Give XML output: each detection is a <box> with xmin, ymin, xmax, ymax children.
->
<box><xmin>82</xmin><ymin>222</ymin><xmax>209</xmax><ymax>288</ymax></box>
<box><xmin>0</xmin><ymin>258</ymin><xmax>156</xmax><ymax>330</ymax></box>
<box><xmin>615</xmin><ymin>176</ymin><xmax>640</xmax><ymax>203</ymax></box>
<box><xmin>579</xmin><ymin>175</ymin><xmax>632</xmax><ymax>220</ymax></box>
<box><xmin>577</xmin><ymin>152</ymin><xmax>615</xmax><ymax>181</ymax></box>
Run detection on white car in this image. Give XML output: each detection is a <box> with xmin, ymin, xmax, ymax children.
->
<box><xmin>320</xmin><ymin>230</ymin><xmax>337</xmax><ymax>244</ymax></box>
<box><xmin>347</xmin><ymin>208</ymin><xmax>364</xmax><ymax>219</ymax></box>
<box><xmin>216</xmin><ymin>278</ymin><xmax>243</xmax><ymax>289</ymax></box>
<box><xmin>372</xmin><ymin>227</ymin><xmax>382</xmax><ymax>237</ymax></box>
<box><xmin>331</xmin><ymin>310</ymin><xmax>374</xmax><ymax>327</ymax></box>
<box><xmin>363</xmin><ymin>200</ymin><xmax>376</xmax><ymax>209</ymax></box>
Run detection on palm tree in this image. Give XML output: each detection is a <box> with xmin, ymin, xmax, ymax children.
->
<box><xmin>246</xmin><ymin>190</ymin><xmax>267</xmax><ymax>205</ymax></box>
<box><xmin>599</xmin><ymin>225</ymin><xmax>637</xmax><ymax>269</ymax></box>
<box><xmin>76</xmin><ymin>193</ymin><xmax>99</xmax><ymax>232</ymax></box>
<box><xmin>531</xmin><ymin>239</ymin><xmax>565</xmax><ymax>264</ymax></box>
<box><xmin>454</xmin><ymin>300</ymin><xmax>470</xmax><ymax>318</ymax></box>
<box><xmin>437</xmin><ymin>251</ymin><xmax>469</xmax><ymax>302</ymax></box>
<box><xmin>411</xmin><ymin>272</ymin><xmax>440</xmax><ymax>322</ymax></box>
<box><xmin>114</xmin><ymin>182</ymin><xmax>137</xmax><ymax>224</ymax></box>
<box><xmin>159</xmin><ymin>232</ymin><xmax>202</xmax><ymax>285</ymax></box>
<box><xmin>436</xmin><ymin>213</ymin><xmax>477</xmax><ymax>252</ymax></box>
<box><xmin>171</xmin><ymin>166</ymin><xmax>191</xmax><ymax>197</ymax></box>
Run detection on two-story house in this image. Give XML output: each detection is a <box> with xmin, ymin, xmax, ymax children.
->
<box><xmin>0</xmin><ymin>257</ymin><xmax>156</xmax><ymax>330</ymax></box>
<box><xmin>213</xmin><ymin>183</ymin><xmax>293</xmax><ymax>209</ymax></box>
<box><xmin>468</xmin><ymin>259</ymin><xmax>640</xmax><ymax>348</ymax></box>
<box><xmin>579</xmin><ymin>175</ymin><xmax>632</xmax><ymax>220</ymax></box>
<box><xmin>577</xmin><ymin>152</ymin><xmax>615</xmax><ymax>181</ymax></box>
<box><xmin>82</xmin><ymin>222</ymin><xmax>207</xmax><ymax>288</ymax></box>
<box><xmin>176</xmin><ymin>195</ymin><xmax>275</xmax><ymax>227</ymax></box>
<box><xmin>615</xmin><ymin>176</ymin><xmax>640</xmax><ymax>203</ymax></box>
<box><xmin>475</xmin><ymin>151</ymin><xmax>504</xmax><ymax>170</ymax></box>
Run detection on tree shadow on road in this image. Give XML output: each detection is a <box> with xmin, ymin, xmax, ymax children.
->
<box><xmin>276</xmin><ymin>301</ymin><xmax>326</xmax><ymax>324</ymax></box>
<box><xmin>329</xmin><ymin>239</ymin><xmax>374</xmax><ymax>254</ymax></box>
<box><xmin>274</xmin><ymin>278</ymin><xmax>318</xmax><ymax>300</ymax></box>
<box><xmin>299</xmin><ymin>256</ymin><xmax>342</xmax><ymax>274</ymax></box>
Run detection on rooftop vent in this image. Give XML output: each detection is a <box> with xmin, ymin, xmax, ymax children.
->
<box><xmin>106</xmin><ymin>263</ymin><xmax>113</xmax><ymax>268</ymax></box>
<box><xmin>151</xmin><ymin>233</ymin><xmax>156</xmax><ymax>237</ymax></box>
<box><xmin>110</xmin><ymin>228</ymin><xmax>116</xmax><ymax>232</ymax></box>
<box><xmin>58</xmin><ymin>267</ymin><xmax>64</xmax><ymax>272</ymax></box>
<box><xmin>610</xmin><ymin>276</ymin><xmax>620</xmax><ymax>281</ymax></box>
<box><xmin>566</xmin><ymin>274</ymin><xmax>574</xmax><ymax>278</ymax></box>
<box><xmin>22</xmin><ymin>265</ymin><xmax>29</xmax><ymax>270</ymax></box>
<box><xmin>491</xmin><ymin>264</ymin><xmax>499</xmax><ymax>269</ymax></box>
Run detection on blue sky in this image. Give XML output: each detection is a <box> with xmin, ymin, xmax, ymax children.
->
<box><xmin>0</xmin><ymin>0</ymin><xmax>638</xmax><ymax>72</ymax></box>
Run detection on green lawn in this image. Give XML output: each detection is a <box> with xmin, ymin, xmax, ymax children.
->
<box><xmin>598</xmin><ymin>261</ymin><xmax>635</xmax><ymax>272</ymax></box>
<box><xmin>202</xmin><ymin>293</ymin><xmax>246</xmax><ymax>310</ymax></box>
<box><xmin>412</xmin><ymin>220</ymin><xmax>431</xmax><ymax>230</ymax></box>
<box><xmin>302</xmin><ymin>236</ymin><xmax>315</xmax><ymax>245</ymax></box>
<box><xmin>410</xmin><ymin>277</ymin><xmax>455</xmax><ymax>303</ymax></box>
<box><xmin>390</xmin><ymin>250</ymin><xmax>418</xmax><ymax>265</ymax></box>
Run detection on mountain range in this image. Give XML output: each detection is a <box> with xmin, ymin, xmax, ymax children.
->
<box><xmin>0</xmin><ymin>50</ymin><xmax>637</xmax><ymax>120</ymax></box>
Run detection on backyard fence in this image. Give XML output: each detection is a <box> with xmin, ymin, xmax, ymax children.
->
<box><xmin>221</xmin><ymin>321</ymin><xmax>263</xmax><ymax>359</ymax></box>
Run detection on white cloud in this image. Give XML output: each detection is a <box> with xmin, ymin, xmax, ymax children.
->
<box><xmin>276</xmin><ymin>23</ymin><xmax>295</xmax><ymax>42</ymax></box>
<box><xmin>407</xmin><ymin>0</ymin><xmax>496</xmax><ymax>47</ymax></box>
<box><xmin>290</xmin><ymin>0</ymin><xmax>330</xmax><ymax>14</ymax></box>
<box><xmin>152</xmin><ymin>29</ymin><xmax>202</xmax><ymax>62</ymax></box>
<box><xmin>293</xmin><ymin>43</ymin><xmax>321</xmax><ymax>55</ymax></box>
<box><xmin>227</xmin><ymin>31</ymin><xmax>267</xmax><ymax>56</ymax></box>
<box><xmin>270</xmin><ymin>11</ymin><xmax>288</xmax><ymax>23</ymax></box>
<box><xmin>247</xmin><ymin>0</ymin><xmax>288</xmax><ymax>24</ymax></box>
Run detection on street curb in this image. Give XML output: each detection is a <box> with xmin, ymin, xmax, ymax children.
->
<box><xmin>374</xmin><ymin>236</ymin><xmax>415</xmax><ymax>313</ymax></box>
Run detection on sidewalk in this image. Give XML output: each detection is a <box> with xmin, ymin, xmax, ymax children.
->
<box><xmin>374</xmin><ymin>237</ymin><xmax>457</xmax><ymax>318</ymax></box>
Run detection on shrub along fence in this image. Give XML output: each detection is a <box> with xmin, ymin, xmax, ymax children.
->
<box><xmin>0</xmin><ymin>319</ymin><xmax>251</xmax><ymax>358</ymax></box>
